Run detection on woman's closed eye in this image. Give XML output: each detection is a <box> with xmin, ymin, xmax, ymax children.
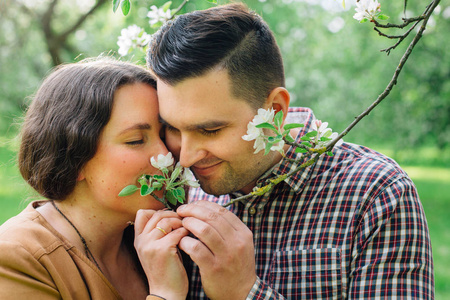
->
<box><xmin>126</xmin><ymin>139</ymin><xmax>144</xmax><ymax>146</ymax></box>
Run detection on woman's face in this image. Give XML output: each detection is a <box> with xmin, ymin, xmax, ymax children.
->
<box><xmin>78</xmin><ymin>82</ymin><xmax>167</xmax><ymax>219</ymax></box>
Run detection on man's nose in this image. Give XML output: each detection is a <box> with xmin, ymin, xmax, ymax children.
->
<box><xmin>179</xmin><ymin>135</ymin><xmax>208</xmax><ymax>168</ymax></box>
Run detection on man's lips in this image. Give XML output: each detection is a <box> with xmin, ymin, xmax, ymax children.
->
<box><xmin>191</xmin><ymin>162</ymin><xmax>222</xmax><ymax>177</ymax></box>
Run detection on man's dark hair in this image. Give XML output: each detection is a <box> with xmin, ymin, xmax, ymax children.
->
<box><xmin>147</xmin><ymin>3</ymin><xmax>285</xmax><ymax>108</ymax></box>
<box><xmin>18</xmin><ymin>57</ymin><xmax>156</xmax><ymax>200</ymax></box>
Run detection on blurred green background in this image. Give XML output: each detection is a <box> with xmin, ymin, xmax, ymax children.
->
<box><xmin>1</xmin><ymin>0</ymin><xmax>449</xmax><ymax>297</ymax></box>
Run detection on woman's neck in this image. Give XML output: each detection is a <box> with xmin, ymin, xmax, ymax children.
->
<box><xmin>37</xmin><ymin>198</ymin><xmax>131</xmax><ymax>271</ymax></box>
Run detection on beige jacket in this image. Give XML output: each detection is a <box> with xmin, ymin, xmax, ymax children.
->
<box><xmin>0</xmin><ymin>202</ymin><xmax>162</xmax><ymax>300</ymax></box>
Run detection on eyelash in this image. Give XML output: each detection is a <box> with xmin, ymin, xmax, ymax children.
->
<box><xmin>126</xmin><ymin>140</ymin><xmax>144</xmax><ymax>146</ymax></box>
<box><xmin>201</xmin><ymin>129</ymin><xmax>221</xmax><ymax>136</ymax></box>
<box><xmin>165</xmin><ymin>125</ymin><xmax>221</xmax><ymax>136</ymax></box>
<box><xmin>166</xmin><ymin>126</ymin><xmax>179</xmax><ymax>133</ymax></box>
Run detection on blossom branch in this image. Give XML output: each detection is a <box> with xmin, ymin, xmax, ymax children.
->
<box><xmin>373</xmin><ymin>1</ymin><xmax>438</xmax><ymax>54</ymax></box>
<box><xmin>326</xmin><ymin>0</ymin><xmax>440</xmax><ymax>152</ymax></box>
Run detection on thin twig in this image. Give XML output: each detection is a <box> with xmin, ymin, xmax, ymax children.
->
<box><xmin>169</xmin><ymin>0</ymin><xmax>189</xmax><ymax>20</ymax></box>
<box><xmin>373</xmin><ymin>16</ymin><xmax>425</xmax><ymax>29</ymax></box>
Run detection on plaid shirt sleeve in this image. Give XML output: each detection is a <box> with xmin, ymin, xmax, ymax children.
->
<box><xmin>347</xmin><ymin>176</ymin><xmax>433</xmax><ymax>298</ymax></box>
<box><xmin>247</xmin><ymin>277</ymin><xmax>286</xmax><ymax>300</ymax></box>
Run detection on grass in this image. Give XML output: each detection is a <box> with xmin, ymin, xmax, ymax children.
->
<box><xmin>0</xmin><ymin>141</ymin><xmax>449</xmax><ymax>298</ymax></box>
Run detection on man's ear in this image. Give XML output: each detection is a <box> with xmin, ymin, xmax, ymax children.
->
<box><xmin>264</xmin><ymin>87</ymin><xmax>290</xmax><ymax>123</ymax></box>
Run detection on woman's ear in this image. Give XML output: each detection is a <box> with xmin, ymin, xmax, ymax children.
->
<box><xmin>264</xmin><ymin>87</ymin><xmax>290</xmax><ymax>123</ymax></box>
<box><xmin>77</xmin><ymin>170</ymin><xmax>85</xmax><ymax>182</ymax></box>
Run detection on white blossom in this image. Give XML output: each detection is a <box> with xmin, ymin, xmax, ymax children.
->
<box><xmin>181</xmin><ymin>167</ymin><xmax>200</xmax><ymax>188</ymax></box>
<box><xmin>147</xmin><ymin>5</ymin><xmax>171</xmax><ymax>26</ymax></box>
<box><xmin>242</xmin><ymin>108</ymin><xmax>286</xmax><ymax>154</ymax></box>
<box><xmin>151</xmin><ymin>152</ymin><xmax>174</xmax><ymax>170</ymax></box>
<box><xmin>353</xmin><ymin>0</ymin><xmax>381</xmax><ymax>22</ymax></box>
<box><xmin>254</xmin><ymin>108</ymin><xmax>276</xmax><ymax>125</ymax></box>
<box><xmin>253</xmin><ymin>136</ymin><xmax>267</xmax><ymax>154</ymax></box>
<box><xmin>311</xmin><ymin>119</ymin><xmax>343</xmax><ymax>147</ymax></box>
<box><xmin>242</xmin><ymin>107</ymin><xmax>276</xmax><ymax>143</ymax></box>
<box><xmin>270</xmin><ymin>139</ymin><xmax>285</xmax><ymax>153</ymax></box>
<box><xmin>117</xmin><ymin>25</ymin><xmax>151</xmax><ymax>56</ymax></box>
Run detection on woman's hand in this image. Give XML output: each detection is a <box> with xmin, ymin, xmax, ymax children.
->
<box><xmin>134</xmin><ymin>209</ymin><xmax>189</xmax><ymax>300</ymax></box>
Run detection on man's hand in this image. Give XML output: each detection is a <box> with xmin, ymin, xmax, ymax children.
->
<box><xmin>177</xmin><ymin>201</ymin><xmax>257</xmax><ymax>300</ymax></box>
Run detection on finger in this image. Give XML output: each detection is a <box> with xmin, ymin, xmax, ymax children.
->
<box><xmin>154</xmin><ymin>217</ymin><xmax>183</xmax><ymax>237</ymax></box>
<box><xmin>134</xmin><ymin>209</ymin><xmax>157</xmax><ymax>236</ymax></box>
<box><xmin>163</xmin><ymin>227</ymin><xmax>190</xmax><ymax>244</ymax></box>
<box><xmin>178</xmin><ymin>235</ymin><xmax>215</xmax><ymax>264</ymax></box>
<box><xmin>181</xmin><ymin>216</ymin><xmax>225</xmax><ymax>250</ymax></box>
<box><xmin>141</xmin><ymin>210</ymin><xmax>180</xmax><ymax>235</ymax></box>
<box><xmin>177</xmin><ymin>200</ymin><xmax>241</xmax><ymax>230</ymax></box>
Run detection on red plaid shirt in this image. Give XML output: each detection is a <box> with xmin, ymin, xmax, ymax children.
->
<box><xmin>186</xmin><ymin>107</ymin><xmax>434</xmax><ymax>299</ymax></box>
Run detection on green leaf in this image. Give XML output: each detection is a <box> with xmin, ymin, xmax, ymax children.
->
<box><xmin>206</xmin><ymin>0</ymin><xmax>217</xmax><ymax>3</ymax></box>
<box><xmin>256</xmin><ymin>122</ymin><xmax>276</xmax><ymax>131</ymax></box>
<box><xmin>140</xmin><ymin>185</ymin><xmax>155</xmax><ymax>196</ymax></box>
<box><xmin>302</xmin><ymin>141</ymin><xmax>313</xmax><ymax>148</ymax></box>
<box><xmin>118</xmin><ymin>185</ymin><xmax>138</xmax><ymax>196</ymax></box>
<box><xmin>300</xmin><ymin>135</ymin><xmax>312</xmax><ymax>141</ymax></box>
<box><xmin>152</xmin><ymin>181</ymin><xmax>163</xmax><ymax>190</ymax></box>
<box><xmin>284</xmin><ymin>134</ymin><xmax>295</xmax><ymax>143</ymax></box>
<box><xmin>166</xmin><ymin>187</ymin><xmax>186</xmax><ymax>205</ymax></box>
<box><xmin>274</xmin><ymin>110</ymin><xmax>283</xmax><ymax>128</ymax></box>
<box><xmin>264</xmin><ymin>142</ymin><xmax>272</xmax><ymax>155</ymax></box>
<box><xmin>153</xmin><ymin>175</ymin><xmax>164</xmax><ymax>180</ymax></box>
<box><xmin>169</xmin><ymin>166</ymin><xmax>182</xmax><ymax>183</ymax></box>
<box><xmin>305</xmin><ymin>131</ymin><xmax>317</xmax><ymax>138</ymax></box>
<box><xmin>322</xmin><ymin>130</ymin><xmax>332</xmax><ymax>138</ymax></box>
<box><xmin>377</xmin><ymin>14</ymin><xmax>389</xmax><ymax>20</ymax></box>
<box><xmin>295</xmin><ymin>147</ymin><xmax>308</xmax><ymax>153</ymax></box>
<box><xmin>112</xmin><ymin>0</ymin><xmax>121</xmax><ymax>13</ymax></box>
<box><xmin>174</xmin><ymin>187</ymin><xmax>186</xmax><ymax>203</ymax></box>
<box><xmin>360</xmin><ymin>18</ymin><xmax>369</xmax><ymax>24</ymax></box>
<box><xmin>166</xmin><ymin>190</ymin><xmax>178</xmax><ymax>205</ymax></box>
<box><xmin>162</xmin><ymin>1</ymin><xmax>172</xmax><ymax>12</ymax></box>
<box><xmin>327</xmin><ymin>151</ymin><xmax>334</xmax><ymax>157</ymax></box>
<box><xmin>283</xmin><ymin>123</ymin><xmax>304</xmax><ymax>130</ymax></box>
<box><xmin>121</xmin><ymin>0</ymin><xmax>131</xmax><ymax>16</ymax></box>
<box><xmin>138</xmin><ymin>176</ymin><xmax>148</xmax><ymax>186</ymax></box>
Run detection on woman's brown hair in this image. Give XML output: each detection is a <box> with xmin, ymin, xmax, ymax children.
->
<box><xmin>18</xmin><ymin>58</ymin><xmax>156</xmax><ymax>200</ymax></box>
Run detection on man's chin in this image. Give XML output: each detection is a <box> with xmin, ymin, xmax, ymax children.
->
<box><xmin>197</xmin><ymin>180</ymin><xmax>229</xmax><ymax>197</ymax></box>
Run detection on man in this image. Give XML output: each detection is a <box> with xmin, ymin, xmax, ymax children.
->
<box><xmin>147</xmin><ymin>3</ymin><xmax>434</xmax><ymax>299</ymax></box>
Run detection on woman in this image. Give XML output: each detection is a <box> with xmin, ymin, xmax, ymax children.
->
<box><xmin>0</xmin><ymin>58</ymin><xmax>188</xmax><ymax>300</ymax></box>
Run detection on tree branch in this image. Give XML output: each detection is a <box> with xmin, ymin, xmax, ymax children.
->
<box><xmin>326</xmin><ymin>0</ymin><xmax>441</xmax><ymax>151</ymax></box>
<box><xmin>59</xmin><ymin>0</ymin><xmax>108</xmax><ymax>41</ymax></box>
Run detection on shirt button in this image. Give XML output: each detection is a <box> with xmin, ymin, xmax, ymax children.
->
<box><xmin>249</xmin><ymin>207</ymin><xmax>257</xmax><ymax>215</ymax></box>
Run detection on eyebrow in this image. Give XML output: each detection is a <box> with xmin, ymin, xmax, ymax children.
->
<box><xmin>159</xmin><ymin>115</ymin><xmax>229</xmax><ymax>131</ymax></box>
<box><xmin>119</xmin><ymin>123</ymin><xmax>151</xmax><ymax>135</ymax></box>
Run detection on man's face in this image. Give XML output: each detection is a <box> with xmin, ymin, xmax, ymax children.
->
<box><xmin>158</xmin><ymin>69</ymin><xmax>278</xmax><ymax>196</ymax></box>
